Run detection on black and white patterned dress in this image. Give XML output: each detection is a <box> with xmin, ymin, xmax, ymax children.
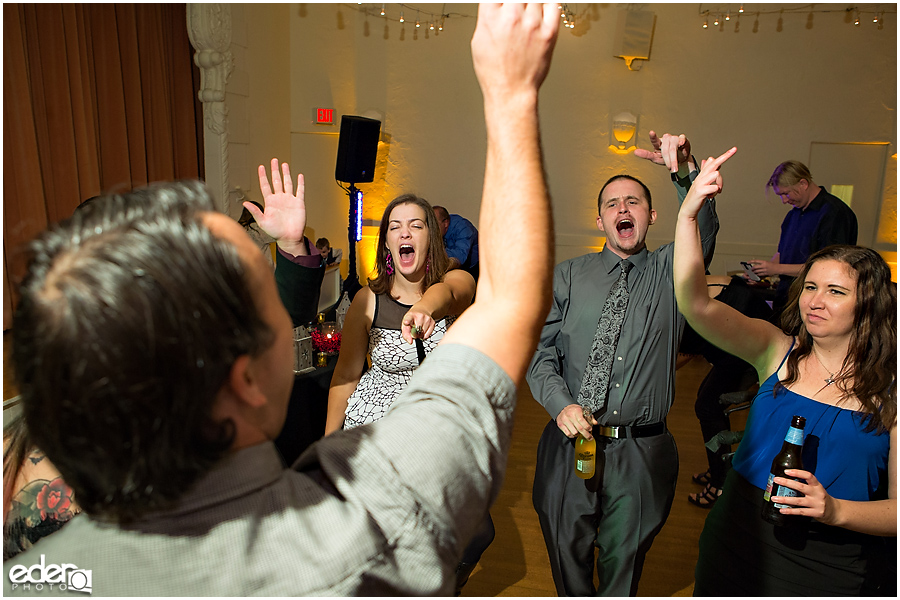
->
<box><xmin>343</xmin><ymin>293</ymin><xmax>454</xmax><ymax>430</ymax></box>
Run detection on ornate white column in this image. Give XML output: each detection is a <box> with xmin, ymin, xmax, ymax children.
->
<box><xmin>186</xmin><ymin>4</ymin><xmax>234</xmax><ymax>214</ymax></box>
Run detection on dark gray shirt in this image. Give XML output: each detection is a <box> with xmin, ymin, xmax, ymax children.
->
<box><xmin>527</xmin><ymin>172</ymin><xmax>717</xmax><ymax>426</ymax></box>
<box><xmin>4</xmin><ymin>344</ymin><xmax>515</xmax><ymax>596</ymax></box>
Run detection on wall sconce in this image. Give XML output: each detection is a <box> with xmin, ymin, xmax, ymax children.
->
<box><xmin>609</xmin><ymin>112</ymin><xmax>638</xmax><ymax>154</ymax></box>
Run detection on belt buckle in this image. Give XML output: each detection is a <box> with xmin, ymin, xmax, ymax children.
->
<box><xmin>597</xmin><ymin>425</ymin><xmax>621</xmax><ymax>439</ymax></box>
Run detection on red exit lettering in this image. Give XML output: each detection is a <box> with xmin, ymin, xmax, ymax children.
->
<box><xmin>315</xmin><ymin>108</ymin><xmax>334</xmax><ymax>124</ymax></box>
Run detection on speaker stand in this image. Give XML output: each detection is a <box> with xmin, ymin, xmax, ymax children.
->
<box><xmin>343</xmin><ymin>183</ymin><xmax>363</xmax><ymax>301</ymax></box>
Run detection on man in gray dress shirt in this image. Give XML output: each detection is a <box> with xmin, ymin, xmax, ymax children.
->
<box><xmin>527</xmin><ymin>133</ymin><xmax>724</xmax><ymax>596</ymax></box>
<box><xmin>4</xmin><ymin>5</ymin><xmax>560</xmax><ymax>596</ymax></box>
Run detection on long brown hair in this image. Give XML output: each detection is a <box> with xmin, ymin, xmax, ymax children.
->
<box><xmin>368</xmin><ymin>194</ymin><xmax>451</xmax><ymax>295</ymax></box>
<box><xmin>778</xmin><ymin>245</ymin><xmax>896</xmax><ymax>433</ymax></box>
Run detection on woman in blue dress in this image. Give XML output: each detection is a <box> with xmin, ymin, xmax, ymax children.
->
<box><xmin>673</xmin><ymin>151</ymin><xmax>896</xmax><ymax>595</ymax></box>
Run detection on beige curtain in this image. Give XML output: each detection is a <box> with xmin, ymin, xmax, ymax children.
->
<box><xmin>3</xmin><ymin>4</ymin><xmax>202</xmax><ymax>326</ymax></box>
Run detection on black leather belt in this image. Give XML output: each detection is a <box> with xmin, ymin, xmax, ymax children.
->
<box><xmin>595</xmin><ymin>422</ymin><xmax>666</xmax><ymax>439</ymax></box>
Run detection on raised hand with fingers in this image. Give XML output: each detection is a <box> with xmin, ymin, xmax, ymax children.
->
<box><xmin>633</xmin><ymin>131</ymin><xmax>693</xmax><ymax>173</ymax></box>
<box><xmin>471</xmin><ymin>4</ymin><xmax>559</xmax><ymax>102</ymax></box>
<box><xmin>681</xmin><ymin>146</ymin><xmax>737</xmax><ymax>218</ymax></box>
<box><xmin>253</xmin><ymin>158</ymin><xmax>308</xmax><ymax>256</ymax></box>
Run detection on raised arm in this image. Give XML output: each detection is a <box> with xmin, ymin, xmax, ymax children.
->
<box><xmin>255</xmin><ymin>159</ymin><xmax>325</xmax><ymax>325</ymax></box>
<box><xmin>634</xmin><ymin>130</ymin><xmax>696</xmax><ymax>176</ymax></box>
<box><xmin>634</xmin><ymin>131</ymin><xmax>718</xmax><ymax>267</ymax></box>
<box><xmin>440</xmin><ymin>3</ymin><xmax>559</xmax><ymax>383</ymax></box>
<box><xmin>401</xmin><ymin>269</ymin><xmax>475</xmax><ymax>344</ymax></box>
<box><xmin>673</xmin><ymin>148</ymin><xmax>786</xmax><ymax>374</ymax></box>
<box><xmin>251</xmin><ymin>159</ymin><xmax>310</xmax><ymax>257</ymax></box>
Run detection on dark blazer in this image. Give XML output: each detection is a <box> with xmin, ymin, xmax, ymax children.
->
<box><xmin>275</xmin><ymin>246</ymin><xmax>325</xmax><ymax>327</ymax></box>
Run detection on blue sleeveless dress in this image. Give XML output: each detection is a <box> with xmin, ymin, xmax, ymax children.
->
<box><xmin>694</xmin><ymin>341</ymin><xmax>893</xmax><ymax>596</ymax></box>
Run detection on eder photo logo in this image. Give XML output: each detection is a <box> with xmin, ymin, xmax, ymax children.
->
<box><xmin>8</xmin><ymin>555</ymin><xmax>92</xmax><ymax>594</ymax></box>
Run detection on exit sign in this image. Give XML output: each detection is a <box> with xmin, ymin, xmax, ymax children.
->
<box><xmin>315</xmin><ymin>108</ymin><xmax>334</xmax><ymax>124</ymax></box>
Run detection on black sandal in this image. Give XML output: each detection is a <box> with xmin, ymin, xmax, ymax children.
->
<box><xmin>691</xmin><ymin>469</ymin><xmax>711</xmax><ymax>486</ymax></box>
<box><xmin>688</xmin><ymin>483</ymin><xmax>723</xmax><ymax>508</ymax></box>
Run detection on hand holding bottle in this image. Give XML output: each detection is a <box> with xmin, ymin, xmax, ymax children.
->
<box><xmin>771</xmin><ymin>469</ymin><xmax>834</xmax><ymax>524</ymax></box>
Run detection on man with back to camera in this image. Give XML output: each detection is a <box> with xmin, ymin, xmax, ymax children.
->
<box><xmin>747</xmin><ymin>160</ymin><xmax>857</xmax><ymax>316</ymax></box>
<box><xmin>527</xmin><ymin>131</ymin><xmax>735</xmax><ymax>596</ymax></box>
<box><xmin>4</xmin><ymin>4</ymin><xmax>560</xmax><ymax>595</ymax></box>
<box><xmin>433</xmin><ymin>205</ymin><xmax>480</xmax><ymax>281</ymax></box>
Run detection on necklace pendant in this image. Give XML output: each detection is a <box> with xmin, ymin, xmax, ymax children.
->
<box><xmin>824</xmin><ymin>376</ymin><xmax>835</xmax><ymax>386</ymax></box>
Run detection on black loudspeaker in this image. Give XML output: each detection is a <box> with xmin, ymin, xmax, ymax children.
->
<box><xmin>335</xmin><ymin>115</ymin><xmax>381</xmax><ymax>183</ymax></box>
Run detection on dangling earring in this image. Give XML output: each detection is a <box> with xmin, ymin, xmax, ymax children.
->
<box><xmin>385</xmin><ymin>251</ymin><xmax>394</xmax><ymax>275</ymax></box>
<box><xmin>425</xmin><ymin>256</ymin><xmax>431</xmax><ymax>273</ymax></box>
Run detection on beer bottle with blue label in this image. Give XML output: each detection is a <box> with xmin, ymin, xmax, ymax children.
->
<box><xmin>574</xmin><ymin>406</ymin><xmax>596</xmax><ymax>479</ymax></box>
<box><xmin>761</xmin><ymin>415</ymin><xmax>805</xmax><ymax>526</ymax></box>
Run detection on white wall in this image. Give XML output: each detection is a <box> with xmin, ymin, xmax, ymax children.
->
<box><xmin>232</xmin><ymin>3</ymin><xmax>897</xmax><ymax>282</ymax></box>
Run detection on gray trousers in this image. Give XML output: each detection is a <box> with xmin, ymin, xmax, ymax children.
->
<box><xmin>532</xmin><ymin>420</ymin><xmax>678</xmax><ymax>596</ymax></box>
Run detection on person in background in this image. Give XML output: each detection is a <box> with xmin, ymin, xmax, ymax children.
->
<box><xmin>4</xmin><ymin>4</ymin><xmax>559</xmax><ymax>595</ymax></box>
<box><xmin>747</xmin><ymin>160</ymin><xmax>858</xmax><ymax>317</ymax></box>
<box><xmin>674</xmin><ymin>151</ymin><xmax>895</xmax><ymax>595</ymax></box>
<box><xmin>433</xmin><ymin>205</ymin><xmax>480</xmax><ymax>281</ymax></box>
<box><xmin>238</xmin><ymin>199</ymin><xmax>276</xmax><ymax>266</ymax></box>
<box><xmin>315</xmin><ymin>237</ymin><xmax>342</xmax><ymax>266</ymax></box>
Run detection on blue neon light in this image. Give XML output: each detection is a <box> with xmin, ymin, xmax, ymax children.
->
<box><xmin>355</xmin><ymin>190</ymin><xmax>363</xmax><ymax>242</ymax></box>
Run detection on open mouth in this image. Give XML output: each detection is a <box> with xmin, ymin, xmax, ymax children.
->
<box><xmin>616</xmin><ymin>219</ymin><xmax>635</xmax><ymax>238</ymax></box>
<box><xmin>398</xmin><ymin>244</ymin><xmax>415</xmax><ymax>267</ymax></box>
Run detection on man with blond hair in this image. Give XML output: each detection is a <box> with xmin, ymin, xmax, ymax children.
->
<box><xmin>748</xmin><ymin>160</ymin><xmax>857</xmax><ymax>315</ymax></box>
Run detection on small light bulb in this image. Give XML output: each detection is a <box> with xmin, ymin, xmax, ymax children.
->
<box><xmin>703</xmin><ymin>18</ymin><xmax>708</xmax><ymax>28</ymax></box>
<box><xmin>399</xmin><ymin>11</ymin><xmax>404</xmax><ymax>22</ymax></box>
<box><xmin>429</xmin><ymin>21</ymin><xmax>434</xmax><ymax>30</ymax></box>
<box><xmin>725</xmin><ymin>11</ymin><xmax>730</xmax><ymax>21</ymax></box>
<box><xmin>714</xmin><ymin>15</ymin><xmax>719</xmax><ymax>25</ymax></box>
<box><xmin>739</xmin><ymin>4</ymin><xmax>744</xmax><ymax>13</ymax></box>
<box><xmin>416</xmin><ymin>19</ymin><xmax>420</xmax><ymax>28</ymax></box>
<box><xmin>380</xmin><ymin>4</ymin><xmax>385</xmax><ymax>16</ymax></box>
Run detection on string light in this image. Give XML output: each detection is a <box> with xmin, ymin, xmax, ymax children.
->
<box><xmin>399</xmin><ymin>10</ymin><xmax>404</xmax><ymax>22</ymax></box>
<box><xmin>558</xmin><ymin>3</ymin><xmax>577</xmax><ymax>30</ymax></box>
<box><xmin>699</xmin><ymin>5</ymin><xmax>893</xmax><ymax>31</ymax></box>
<box><xmin>380</xmin><ymin>4</ymin><xmax>385</xmax><ymax>16</ymax></box>
<box><xmin>429</xmin><ymin>21</ymin><xmax>434</xmax><ymax>30</ymax></box>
